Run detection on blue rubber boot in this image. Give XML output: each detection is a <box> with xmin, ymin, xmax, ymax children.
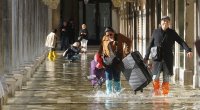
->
<box><xmin>106</xmin><ymin>80</ymin><xmax>112</xmax><ymax>95</ymax></box>
<box><xmin>114</xmin><ymin>81</ymin><xmax>121</xmax><ymax>93</ymax></box>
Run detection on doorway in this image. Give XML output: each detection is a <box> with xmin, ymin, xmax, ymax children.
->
<box><xmin>79</xmin><ymin>1</ymin><xmax>112</xmax><ymax>45</ymax></box>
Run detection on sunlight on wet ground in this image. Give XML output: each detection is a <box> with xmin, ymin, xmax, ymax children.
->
<box><xmin>3</xmin><ymin>50</ymin><xmax>200</xmax><ymax>110</ymax></box>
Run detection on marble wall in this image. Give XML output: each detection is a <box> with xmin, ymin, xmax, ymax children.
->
<box><xmin>0</xmin><ymin>0</ymin><xmax>50</xmax><ymax>75</ymax></box>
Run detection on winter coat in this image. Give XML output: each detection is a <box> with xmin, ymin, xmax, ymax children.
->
<box><xmin>45</xmin><ymin>32</ymin><xmax>57</xmax><ymax>48</ymax></box>
<box><xmin>98</xmin><ymin>33</ymin><xmax>132</xmax><ymax>67</ymax></box>
<box><xmin>63</xmin><ymin>46</ymin><xmax>80</xmax><ymax>59</ymax></box>
<box><xmin>79</xmin><ymin>28</ymin><xmax>88</xmax><ymax>40</ymax></box>
<box><xmin>144</xmin><ymin>28</ymin><xmax>192</xmax><ymax>75</ymax></box>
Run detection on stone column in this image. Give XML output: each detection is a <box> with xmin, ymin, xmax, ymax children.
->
<box><xmin>2</xmin><ymin>0</ymin><xmax>12</xmax><ymax>74</ymax></box>
<box><xmin>161</xmin><ymin>0</ymin><xmax>168</xmax><ymax>16</ymax></box>
<box><xmin>168</xmin><ymin>0</ymin><xmax>175</xmax><ymax>28</ymax></box>
<box><xmin>0</xmin><ymin>0</ymin><xmax>3</xmax><ymax>74</ymax></box>
<box><xmin>172</xmin><ymin>0</ymin><xmax>181</xmax><ymax>84</ymax></box>
<box><xmin>142</xmin><ymin>9</ymin><xmax>147</xmax><ymax>56</ymax></box>
<box><xmin>155</xmin><ymin>0</ymin><xmax>161</xmax><ymax>28</ymax></box>
<box><xmin>29</xmin><ymin>0</ymin><xmax>33</xmax><ymax>61</ymax></box>
<box><xmin>52</xmin><ymin>1</ymin><xmax>60</xmax><ymax>30</ymax></box>
<box><xmin>193</xmin><ymin>0</ymin><xmax>200</xmax><ymax>88</ymax></box>
<box><xmin>18</xmin><ymin>0</ymin><xmax>24</xmax><ymax>69</ymax></box>
<box><xmin>12</xmin><ymin>0</ymin><xmax>19</xmax><ymax>70</ymax></box>
<box><xmin>48</xmin><ymin>8</ymin><xmax>52</xmax><ymax>32</ymax></box>
<box><xmin>182</xmin><ymin>0</ymin><xmax>194</xmax><ymax>85</ymax></box>
<box><xmin>23</xmin><ymin>0</ymin><xmax>29</xmax><ymax>64</ymax></box>
<box><xmin>150</xmin><ymin>0</ymin><xmax>155</xmax><ymax>33</ymax></box>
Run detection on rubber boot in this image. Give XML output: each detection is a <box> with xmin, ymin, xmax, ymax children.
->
<box><xmin>113</xmin><ymin>81</ymin><xmax>121</xmax><ymax>93</ymax></box>
<box><xmin>105</xmin><ymin>80</ymin><xmax>112</xmax><ymax>95</ymax></box>
<box><xmin>48</xmin><ymin>51</ymin><xmax>53</xmax><ymax>59</ymax></box>
<box><xmin>162</xmin><ymin>82</ymin><xmax>169</xmax><ymax>95</ymax></box>
<box><xmin>52</xmin><ymin>51</ymin><xmax>57</xmax><ymax>58</ymax></box>
<box><xmin>153</xmin><ymin>80</ymin><xmax>161</xmax><ymax>96</ymax></box>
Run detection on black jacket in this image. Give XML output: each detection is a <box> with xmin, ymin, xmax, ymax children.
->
<box><xmin>79</xmin><ymin>29</ymin><xmax>88</xmax><ymax>40</ymax></box>
<box><xmin>64</xmin><ymin>46</ymin><xmax>80</xmax><ymax>59</ymax></box>
<box><xmin>144</xmin><ymin>28</ymin><xmax>192</xmax><ymax>75</ymax></box>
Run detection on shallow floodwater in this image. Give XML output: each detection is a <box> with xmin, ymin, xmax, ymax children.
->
<box><xmin>3</xmin><ymin>51</ymin><xmax>200</xmax><ymax>110</ymax></box>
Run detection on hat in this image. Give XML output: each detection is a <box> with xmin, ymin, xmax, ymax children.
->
<box><xmin>105</xmin><ymin>27</ymin><xmax>114</xmax><ymax>33</ymax></box>
<box><xmin>161</xmin><ymin>16</ymin><xmax>170</xmax><ymax>21</ymax></box>
<box><xmin>72</xmin><ymin>42</ymin><xmax>79</xmax><ymax>47</ymax></box>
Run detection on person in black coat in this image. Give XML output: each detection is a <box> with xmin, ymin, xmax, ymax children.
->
<box><xmin>79</xmin><ymin>24</ymin><xmax>88</xmax><ymax>41</ymax></box>
<box><xmin>60</xmin><ymin>21</ymin><xmax>70</xmax><ymax>50</ymax></box>
<box><xmin>144</xmin><ymin>16</ymin><xmax>193</xmax><ymax>96</ymax></box>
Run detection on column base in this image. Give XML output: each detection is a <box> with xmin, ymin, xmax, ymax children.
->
<box><xmin>171</xmin><ymin>68</ymin><xmax>180</xmax><ymax>84</ymax></box>
<box><xmin>179</xmin><ymin>69</ymin><xmax>193</xmax><ymax>85</ymax></box>
<box><xmin>193</xmin><ymin>74</ymin><xmax>199</xmax><ymax>88</ymax></box>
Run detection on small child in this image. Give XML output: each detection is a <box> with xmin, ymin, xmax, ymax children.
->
<box><xmin>45</xmin><ymin>29</ymin><xmax>57</xmax><ymax>61</ymax></box>
<box><xmin>87</xmin><ymin>53</ymin><xmax>105</xmax><ymax>88</ymax></box>
<box><xmin>63</xmin><ymin>42</ymin><xmax>81</xmax><ymax>61</ymax></box>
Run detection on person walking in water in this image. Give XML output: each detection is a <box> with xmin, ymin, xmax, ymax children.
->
<box><xmin>45</xmin><ymin>29</ymin><xmax>57</xmax><ymax>61</ymax></box>
<box><xmin>79</xmin><ymin>24</ymin><xmax>88</xmax><ymax>52</ymax></box>
<box><xmin>60</xmin><ymin>21</ymin><xmax>70</xmax><ymax>50</ymax></box>
<box><xmin>144</xmin><ymin>16</ymin><xmax>193</xmax><ymax>96</ymax></box>
<box><xmin>98</xmin><ymin>27</ymin><xmax>132</xmax><ymax>95</ymax></box>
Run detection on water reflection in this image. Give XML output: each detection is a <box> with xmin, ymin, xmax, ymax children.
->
<box><xmin>45</xmin><ymin>60</ymin><xmax>55</xmax><ymax>72</ymax></box>
<box><xmin>81</xmin><ymin>53</ymin><xmax>89</xmax><ymax>77</ymax></box>
<box><xmin>152</xmin><ymin>98</ymin><xmax>170</xmax><ymax>110</ymax></box>
<box><xmin>47</xmin><ymin>55</ymin><xmax>56</xmax><ymax>62</ymax></box>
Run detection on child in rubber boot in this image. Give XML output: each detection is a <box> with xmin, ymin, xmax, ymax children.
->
<box><xmin>45</xmin><ymin>29</ymin><xmax>57</xmax><ymax>61</ymax></box>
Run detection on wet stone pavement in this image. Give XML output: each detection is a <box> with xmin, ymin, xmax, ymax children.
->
<box><xmin>3</xmin><ymin>47</ymin><xmax>200</xmax><ymax>110</ymax></box>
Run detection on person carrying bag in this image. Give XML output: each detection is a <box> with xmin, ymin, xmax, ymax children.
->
<box><xmin>98</xmin><ymin>27</ymin><xmax>132</xmax><ymax>95</ymax></box>
<box><xmin>144</xmin><ymin>16</ymin><xmax>193</xmax><ymax>96</ymax></box>
<box><xmin>150</xmin><ymin>32</ymin><xmax>167</xmax><ymax>61</ymax></box>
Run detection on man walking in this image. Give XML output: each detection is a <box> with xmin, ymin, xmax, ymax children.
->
<box><xmin>144</xmin><ymin>16</ymin><xmax>193</xmax><ymax>96</ymax></box>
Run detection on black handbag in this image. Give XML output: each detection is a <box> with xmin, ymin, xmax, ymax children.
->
<box><xmin>151</xmin><ymin>34</ymin><xmax>167</xmax><ymax>61</ymax></box>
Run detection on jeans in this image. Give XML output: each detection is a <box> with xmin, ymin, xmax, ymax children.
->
<box><xmin>105</xmin><ymin>65</ymin><xmax>121</xmax><ymax>93</ymax></box>
<box><xmin>152</xmin><ymin>61</ymin><xmax>170</xmax><ymax>82</ymax></box>
<box><xmin>105</xmin><ymin>65</ymin><xmax>121</xmax><ymax>81</ymax></box>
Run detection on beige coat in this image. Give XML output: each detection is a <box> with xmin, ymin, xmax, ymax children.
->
<box><xmin>45</xmin><ymin>32</ymin><xmax>56</xmax><ymax>48</ymax></box>
<box><xmin>99</xmin><ymin>33</ymin><xmax>132</xmax><ymax>59</ymax></box>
